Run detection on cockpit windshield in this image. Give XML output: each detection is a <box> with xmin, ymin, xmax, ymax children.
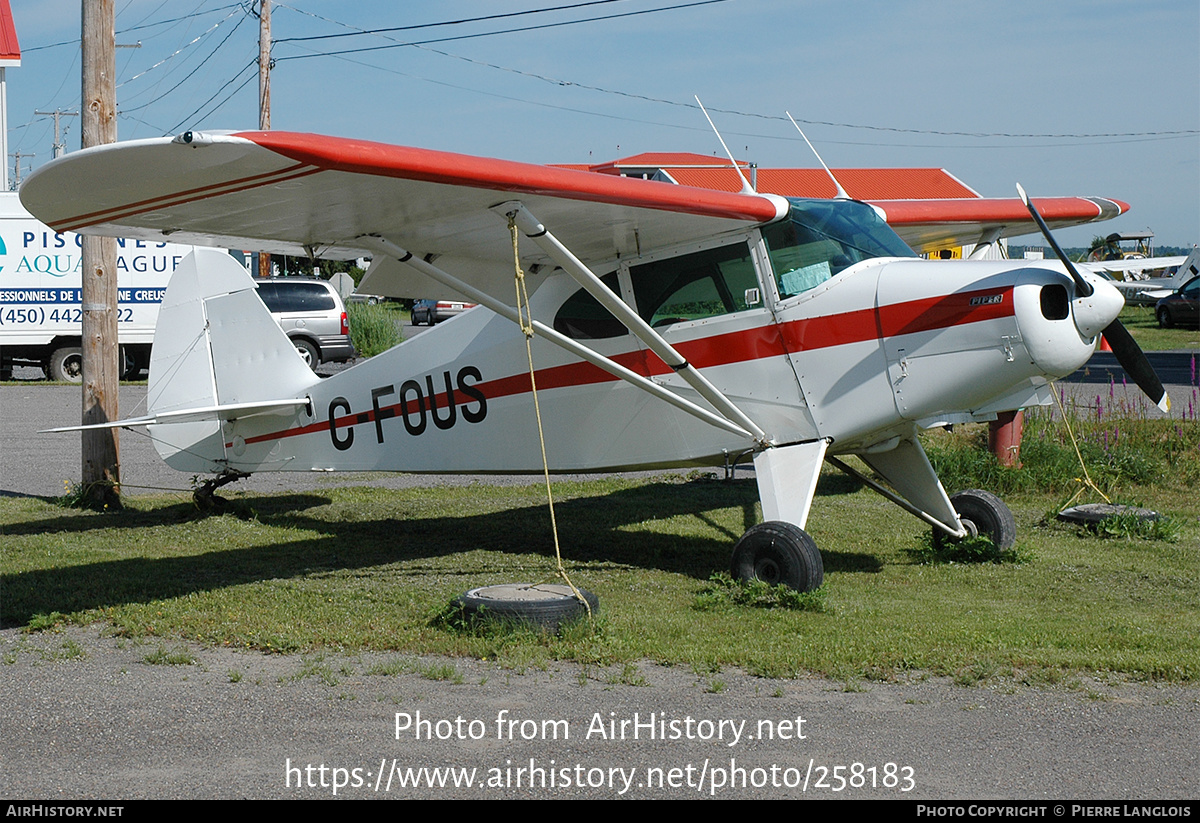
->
<box><xmin>762</xmin><ymin>198</ymin><xmax>916</xmax><ymax>298</ymax></box>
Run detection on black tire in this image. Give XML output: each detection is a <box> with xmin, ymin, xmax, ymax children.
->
<box><xmin>293</xmin><ymin>338</ymin><xmax>320</xmax><ymax>369</ymax></box>
<box><xmin>47</xmin><ymin>346</ymin><xmax>83</xmax><ymax>383</ymax></box>
<box><xmin>731</xmin><ymin>521</ymin><xmax>823</xmax><ymax>592</ymax></box>
<box><xmin>452</xmin><ymin>583</ymin><xmax>599</xmax><ymax>632</ymax></box>
<box><xmin>1156</xmin><ymin>306</ymin><xmax>1173</xmax><ymax>329</ymax></box>
<box><xmin>936</xmin><ymin>489</ymin><xmax>1016</xmax><ymax>550</ymax></box>
<box><xmin>119</xmin><ymin>346</ymin><xmax>141</xmax><ymax>381</ymax></box>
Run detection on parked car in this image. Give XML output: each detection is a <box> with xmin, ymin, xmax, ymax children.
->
<box><xmin>411</xmin><ymin>298</ymin><xmax>477</xmax><ymax>325</ymax></box>
<box><xmin>254</xmin><ymin>278</ymin><xmax>356</xmax><ymax>368</ymax></box>
<box><xmin>1155</xmin><ymin>276</ymin><xmax>1200</xmax><ymax>329</ymax></box>
<box><xmin>347</xmin><ymin>293</ymin><xmax>385</xmax><ymax>305</ymax></box>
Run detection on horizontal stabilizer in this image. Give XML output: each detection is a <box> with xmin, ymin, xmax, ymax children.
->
<box><xmin>40</xmin><ymin>399</ymin><xmax>310</xmax><ymax>434</ymax></box>
<box><xmin>1138</xmin><ymin>288</ymin><xmax>1174</xmax><ymax>301</ymax></box>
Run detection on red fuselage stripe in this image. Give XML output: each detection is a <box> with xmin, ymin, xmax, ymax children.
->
<box><xmin>232</xmin><ymin>286</ymin><xmax>1015</xmax><ymax>448</ymax></box>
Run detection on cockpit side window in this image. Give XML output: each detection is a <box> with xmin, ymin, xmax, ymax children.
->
<box><xmin>763</xmin><ymin>199</ymin><xmax>916</xmax><ymax>299</ymax></box>
<box><xmin>553</xmin><ymin>272</ymin><xmax>628</xmax><ymax>339</ymax></box>
<box><xmin>761</xmin><ymin>219</ymin><xmax>843</xmax><ymax>297</ymax></box>
<box><xmin>630</xmin><ymin>242</ymin><xmax>759</xmax><ymax>328</ymax></box>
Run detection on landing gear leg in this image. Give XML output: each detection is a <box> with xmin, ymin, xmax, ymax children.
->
<box><xmin>193</xmin><ymin>469</ymin><xmax>251</xmax><ymax>511</ymax></box>
<box><xmin>739</xmin><ymin>440</ymin><xmax>829</xmax><ymax>591</ymax></box>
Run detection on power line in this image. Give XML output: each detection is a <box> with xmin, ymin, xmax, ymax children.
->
<box><xmin>274</xmin><ymin>0</ymin><xmax>627</xmax><ymax>43</ymax></box>
<box><xmin>272</xmin><ymin>0</ymin><xmax>733</xmax><ymax>61</ymax></box>
<box><xmin>26</xmin><ymin>1</ymin><xmax>1198</xmax><ymax>147</ymax></box>
<box><xmin>410</xmin><ymin>46</ymin><xmax>1197</xmax><ymax>141</ymax></box>
<box><xmin>281</xmin><ymin>44</ymin><xmax>1200</xmax><ymax>150</ymax></box>
<box><xmin>117</xmin><ymin>7</ymin><xmax>246</xmax><ymax>92</ymax></box>
<box><xmin>269</xmin><ymin>5</ymin><xmax>1195</xmax><ymax>142</ymax></box>
<box><xmin>23</xmin><ymin>3</ymin><xmax>247</xmax><ymax>52</ymax></box>
<box><xmin>120</xmin><ymin>12</ymin><xmax>250</xmax><ymax>112</ymax></box>
<box><xmin>166</xmin><ymin>59</ymin><xmax>257</xmax><ymax>133</ymax></box>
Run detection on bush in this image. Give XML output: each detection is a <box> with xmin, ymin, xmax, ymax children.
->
<box><xmin>907</xmin><ymin>533</ymin><xmax>1027</xmax><ymax>565</ymax></box>
<box><xmin>347</xmin><ymin>303</ymin><xmax>402</xmax><ymax>357</ymax></box>
<box><xmin>693</xmin><ymin>572</ymin><xmax>827</xmax><ymax>612</ymax></box>
<box><xmin>922</xmin><ymin>402</ymin><xmax>1200</xmax><ymax>497</ymax></box>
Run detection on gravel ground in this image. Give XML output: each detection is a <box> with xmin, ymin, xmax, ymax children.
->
<box><xmin>3</xmin><ymin>627</ymin><xmax>1197</xmax><ymax>800</ymax></box>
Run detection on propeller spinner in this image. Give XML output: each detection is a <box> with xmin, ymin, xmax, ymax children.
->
<box><xmin>1017</xmin><ymin>184</ymin><xmax>1170</xmax><ymax>413</ymax></box>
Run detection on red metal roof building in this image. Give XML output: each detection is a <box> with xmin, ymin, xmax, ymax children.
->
<box><xmin>552</xmin><ymin>153</ymin><xmax>1023</xmax><ymax>255</ymax></box>
<box><xmin>0</xmin><ymin>0</ymin><xmax>19</xmax><ymax>67</ymax></box>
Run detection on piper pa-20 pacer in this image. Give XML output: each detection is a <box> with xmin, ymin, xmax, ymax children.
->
<box><xmin>20</xmin><ymin>130</ymin><xmax>1170</xmax><ymax>592</ymax></box>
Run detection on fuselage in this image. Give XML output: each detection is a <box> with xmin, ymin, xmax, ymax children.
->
<box><xmin>163</xmin><ymin>199</ymin><xmax>1115</xmax><ymax>477</ymax></box>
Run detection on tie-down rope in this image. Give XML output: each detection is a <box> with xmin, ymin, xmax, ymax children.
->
<box><xmin>509</xmin><ymin>217</ymin><xmax>592</xmax><ymax>620</ymax></box>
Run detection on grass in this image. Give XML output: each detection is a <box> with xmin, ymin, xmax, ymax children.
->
<box><xmin>346</xmin><ymin>302</ymin><xmax>404</xmax><ymax>358</ymax></box>
<box><xmin>906</xmin><ymin>532</ymin><xmax>1028</xmax><ymax>566</ymax></box>
<box><xmin>143</xmin><ymin>645</ymin><xmax>197</xmax><ymax>666</ymax></box>
<box><xmin>694</xmin><ymin>572</ymin><xmax>828</xmax><ymax>612</ymax></box>
<box><xmin>1115</xmin><ymin>304</ymin><xmax>1200</xmax><ymax>352</ymax></box>
<box><xmin>924</xmin><ymin>390</ymin><xmax>1200</xmax><ymax>497</ymax></box>
<box><xmin>3</xmin><ymin>404</ymin><xmax>1197</xmax><ymax>684</ymax></box>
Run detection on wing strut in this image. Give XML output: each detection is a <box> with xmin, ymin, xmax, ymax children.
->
<box><xmin>354</xmin><ymin>235</ymin><xmax>758</xmax><ymax>441</ymax></box>
<box><xmin>967</xmin><ymin>227</ymin><xmax>1004</xmax><ymax>259</ymax></box>
<box><xmin>494</xmin><ymin>200</ymin><xmax>771</xmax><ymax>447</ymax></box>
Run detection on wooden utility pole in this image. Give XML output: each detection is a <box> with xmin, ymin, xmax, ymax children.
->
<box><xmin>35</xmin><ymin>108</ymin><xmax>79</xmax><ymax>158</ymax></box>
<box><xmin>80</xmin><ymin>0</ymin><xmax>120</xmax><ymax>507</ymax></box>
<box><xmin>9</xmin><ymin>148</ymin><xmax>31</xmax><ymax>187</ymax></box>
<box><xmin>256</xmin><ymin>0</ymin><xmax>271</xmax><ymax>280</ymax></box>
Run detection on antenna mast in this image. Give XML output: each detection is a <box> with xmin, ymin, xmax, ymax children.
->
<box><xmin>786</xmin><ymin>111</ymin><xmax>850</xmax><ymax>200</ymax></box>
<box><xmin>695</xmin><ymin>96</ymin><xmax>754</xmax><ymax>194</ymax></box>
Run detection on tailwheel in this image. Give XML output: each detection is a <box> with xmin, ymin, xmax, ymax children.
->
<box><xmin>731</xmin><ymin>521</ymin><xmax>824</xmax><ymax>592</ymax></box>
<box><xmin>935</xmin><ymin>489</ymin><xmax>1016</xmax><ymax>550</ymax></box>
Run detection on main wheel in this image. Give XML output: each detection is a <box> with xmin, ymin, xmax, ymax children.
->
<box><xmin>731</xmin><ymin>521</ymin><xmax>823</xmax><ymax>592</ymax></box>
<box><xmin>936</xmin><ymin>489</ymin><xmax>1016</xmax><ymax>550</ymax></box>
<box><xmin>47</xmin><ymin>346</ymin><xmax>83</xmax><ymax>382</ymax></box>
<box><xmin>293</xmin><ymin>338</ymin><xmax>320</xmax><ymax>369</ymax></box>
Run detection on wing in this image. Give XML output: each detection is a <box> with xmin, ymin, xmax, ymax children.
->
<box><xmin>19</xmin><ymin>130</ymin><xmax>786</xmax><ymax>302</ymax></box>
<box><xmin>872</xmin><ymin>197</ymin><xmax>1129</xmax><ymax>253</ymax></box>
<box><xmin>1083</xmin><ymin>255</ymin><xmax>1187</xmax><ymax>274</ymax></box>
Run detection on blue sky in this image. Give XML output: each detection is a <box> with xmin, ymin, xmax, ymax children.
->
<box><xmin>7</xmin><ymin>0</ymin><xmax>1198</xmax><ymax>246</ymax></box>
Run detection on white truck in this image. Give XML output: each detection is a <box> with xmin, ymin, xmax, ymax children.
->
<box><xmin>0</xmin><ymin>192</ymin><xmax>201</xmax><ymax>381</ymax></box>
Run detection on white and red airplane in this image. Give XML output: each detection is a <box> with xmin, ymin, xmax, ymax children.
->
<box><xmin>20</xmin><ymin>130</ymin><xmax>1168</xmax><ymax>592</ymax></box>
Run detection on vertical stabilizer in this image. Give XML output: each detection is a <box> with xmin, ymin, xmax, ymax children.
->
<box><xmin>146</xmin><ymin>249</ymin><xmax>319</xmax><ymax>470</ymax></box>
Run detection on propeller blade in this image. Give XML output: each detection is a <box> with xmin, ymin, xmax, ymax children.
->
<box><xmin>1016</xmin><ymin>183</ymin><xmax>1094</xmax><ymax>298</ymax></box>
<box><xmin>1102</xmin><ymin>320</ymin><xmax>1171</xmax><ymax>413</ymax></box>
<box><xmin>1017</xmin><ymin>183</ymin><xmax>1170</xmax><ymax>413</ymax></box>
